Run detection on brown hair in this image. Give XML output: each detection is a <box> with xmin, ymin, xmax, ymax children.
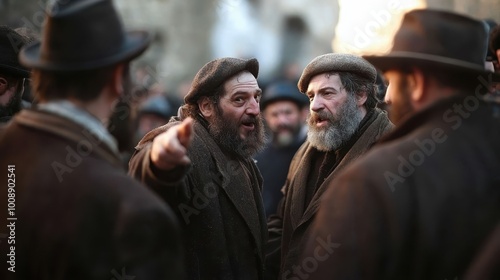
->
<box><xmin>31</xmin><ymin>65</ymin><xmax>118</xmax><ymax>102</ymax></box>
<box><xmin>326</xmin><ymin>71</ymin><xmax>379</xmax><ymax>109</ymax></box>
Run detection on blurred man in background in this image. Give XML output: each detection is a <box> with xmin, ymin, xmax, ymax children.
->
<box><xmin>0</xmin><ymin>0</ymin><xmax>182</xmax><ymax>279</ymax></box>
<box><xmin>0</xmin><ymin>26</ymin><xmax>31</xmax><ymax>123</ymax></box>
<box><xmin>255</xmin><ymin>81</ymin><xmax>309</xmax><ymax>217</ymax></box>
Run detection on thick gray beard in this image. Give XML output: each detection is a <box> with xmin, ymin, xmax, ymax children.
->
<box><xmin>208</xmin><ymin>107</ymin><xmax>267</xmax><ymax>159</ymax></box>
<box><xmin>307</xmin><ymin>94</ymin><xmax>363</xmax><ymax>152</ymax></box>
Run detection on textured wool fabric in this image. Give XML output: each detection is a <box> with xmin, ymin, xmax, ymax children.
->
<box><xmin>184</xmin><ymin>57</ymin><xmax>259</xmax><ymax>104</ymax></box>
<box><xmin>297</xmin><ymin>53</ymin><xmax>377</xmax><ymax>93</ymax></box>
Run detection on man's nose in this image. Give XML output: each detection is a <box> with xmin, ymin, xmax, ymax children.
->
<box><xmin>310</xmin><ymin>95</ymin><xmax>324</xmax><ymax>112</ymax></box>
<box><xmin>246</xmin><ymin>98</ymin><xmax>260</xmax><ymax>115</ymax></box>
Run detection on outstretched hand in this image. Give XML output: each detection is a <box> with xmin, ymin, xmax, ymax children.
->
<box><xmin>151</xmin><ymin>117</ymin><xmax>194</xmax><ymax>171</ymax></box>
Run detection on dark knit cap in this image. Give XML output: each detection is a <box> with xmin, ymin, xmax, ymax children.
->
<box><xmin>297</xmin><ymin>53</ymin><xmax>377</xmax><ymax>93</ymax></box>
<box><xmin>184</xmin><ymin>57</ymin><xmax>259</xmax><ymax>104</ymax></box>
<box><xmin>0</xmin><ymin>26</ymin><xmax>31</xmax><ymax>78</ymax></box>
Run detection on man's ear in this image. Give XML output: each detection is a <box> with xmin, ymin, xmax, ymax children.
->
<box><xmin>409</xmin><ymin>68</ymin><xmax>425</xmax><ymax>103</ymax></box>
<box><xmin>111</xmin><ymin>63</ymin><xmax>125</xmax><ymax>97</ymax></box>
<box><xmin>356</xmin><ymin>91</ymin><xmax>368</xmax><ymax>107</ymax></box>
<box><xmin>198</xmin><ymin>96</ymin><xmax>214</xmax><ymax>119</ymax></box>
<box><xmin>0</xmin><ymin>77</ymin><xmax>8</xmax><ymax>94</ymax></box>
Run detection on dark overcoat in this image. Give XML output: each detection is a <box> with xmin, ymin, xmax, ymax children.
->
<box><xmin>266</xmin><ymin>108</ymin><xmax>393</xmax><ymax>278</ymax></box>
<box><xmin>0</xmin><ymin>110</ymin><xmax>182</xmax><ymax>280</ymax></box>
<box><xmin>305</xmin><ymin>95</ymin><xmax>500</xmax><ymax>279</ymax></box>
<box><xmin>129</xmin><ymin>119</ymin><xmax>267</xmax><ymax>280</ymax></box>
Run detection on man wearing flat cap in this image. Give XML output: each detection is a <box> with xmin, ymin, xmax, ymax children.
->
<box><xmin>0</xmin><ymin>26</ymin><xmax>31</xmax><ymax>123</ymax></box>
<box><xmin>304</xmin><ymin>9</ymin><xmax>500</xmax><ymax>279</ymax></box>
<box><xmin>129</xmin><ymin>57</ymin><xmax>268</xmax><ymax>279</ymax></box>
<box><xmin>265</xmin><ymin>53</ymin><xmax>393</xmax><ymax>279</ymax></box>
<box><xmin>0</xmin><ymin>0</ymin><xmax>182</xmax><ymax>279</ymax></box>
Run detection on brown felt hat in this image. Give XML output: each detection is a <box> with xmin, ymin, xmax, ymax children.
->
<box><xmin>184</xmin><ymin>57</ymin><xmax>259</xmax><ymax>105</ymax></box>
<box><xmin>297</xmin><ymin>53</ymin><xmax>377</xmax><ymax>93</ymax></box>
<box><xmin>363</xmin><ymin>9</ymin><xmax>498</xmax><ymax>79</ymax></box>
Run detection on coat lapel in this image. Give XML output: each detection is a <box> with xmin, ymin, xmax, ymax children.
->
<box><xmin>298</xmin><ymin>111</ymin><xmax>393</xmax><ymax>227</ymax></box>
<box><xmin>195</xmin><ymin>122</ymin><xmax>265</xmax><ymax>257</ymax></box>
<box><xmin>287</xmin><ymin>143</ymin><xmax>316</xmax><ymax>230</ymax></box>
<box><xmin>15</xmin><ymin>110</ymin><xmax>123</xmax><ymax>168</ymax></box>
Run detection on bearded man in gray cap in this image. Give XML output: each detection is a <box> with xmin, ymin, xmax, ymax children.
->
<box><xmin>304</xmin><ymin>9</ymin><xmax>500</xmax><ymax>280</ymax></box>
<box><xmin>129</xmin><ymin>57</ymin><xmax>267</xmax><ymax>279</ymax></box>
<box><xmin>0</xmin><ymin>0</ymin><xmax>182</xmax><ymax>279</ymax></box>
<box><xmin>265</xmin><ymin>53</ymin><xmax>393</xmax><ymax>279</ymax></box>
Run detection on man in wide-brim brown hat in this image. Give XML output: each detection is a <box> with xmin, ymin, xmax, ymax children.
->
<box><xmin>129</xmin><ymin>57</ymin><xmax>268</xmax><ymax>279</ymax></box>
<box><xmin>304</xmin><ymin>9</ymin><xmax>500</xmax><ymax>279</ymax></box>
<box><xmin>0</xmin><ymin>0</ymin><xmax>182</xmax><ymax>279</ymax></box>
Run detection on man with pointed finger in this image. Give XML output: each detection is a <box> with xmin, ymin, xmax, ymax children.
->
<box><xmin>129</xmin><ymin>57</ymin><xmax>268</xmax><ymax>279</ymax></box>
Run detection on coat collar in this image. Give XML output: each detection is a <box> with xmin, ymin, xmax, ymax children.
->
<box><xmin>37</xmin><ymin>100</ymin><xmax>119</xmax><ymax>154</ymax></box>
<box><xmin>192</xmin><ymin>120</ymin><xmax>267</xmax><ymax>259</ymax></box>
<box><xmin>289</xmin><ymin>109</ymin><xmax>393</xmax><ymax>229</ymax></box>
<box><xmin>13</xmin><ymin>109</ymin><xmax>123</xmax><ymax>168</ymax></box>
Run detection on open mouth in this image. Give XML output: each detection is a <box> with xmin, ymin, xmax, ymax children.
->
<box><xmin>241</xmin><ymin>122</ymin><xmax>255</xmax><ymax>130</ymax></box>
<box><xmin>315</xmin><ymin>116</ymin><xmax>329</xmax><ymax>127</ymax></box>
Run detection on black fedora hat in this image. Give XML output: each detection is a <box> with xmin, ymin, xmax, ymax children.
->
<box><xmin>261</xmin><ymin>81</ymin><xmax>309</xmax><ymax>110</ymax></box>
<box><xmin>364</xmin><ymin>9</ymin><xmax>498</xmax><ymax>78</ymax></box>
<box><xmin>0</xmin><ymin>26</ymin><xmax>30</xmax><ymax>78</ymax></box>
<box><xmin>20</xmin><ymin>0</ymin><xmax>151</xmax><ymax>71</ymax></box>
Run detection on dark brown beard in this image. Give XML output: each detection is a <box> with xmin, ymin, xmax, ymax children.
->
<box><xmin>208</xmin><ymin>105</ymin><xmax>266</xmax><ymax>158</ymax></box>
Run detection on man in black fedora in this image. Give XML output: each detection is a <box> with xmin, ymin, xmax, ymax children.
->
<box><xmin>304</xmin><ymin>9</ymin><xmax>500</xmax><ymax>279</ymax></box>
<box><xmin>255</xmin><ymin>81</ymin><xmax>309</xmax><ymax>218</ymax></box>
<box><xmin>0</xmin><ymin>0</ymin><xmax>182</xmax><ymax>279</ymax></box>
<box><xmin>129</xmin><ymin>57</ymin><xmax>268</xmax><ymax>279</ymax></box>
<box><xmin>0</xmin><ymin>26</ymin><xmax>31</xmax><ymax>123</ymax></box>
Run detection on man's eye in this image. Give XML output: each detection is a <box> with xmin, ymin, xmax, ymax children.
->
<box><xmin>233</xmin><ymin>97</ymin><xmax>245</xmax><ymax>104</ymax></box>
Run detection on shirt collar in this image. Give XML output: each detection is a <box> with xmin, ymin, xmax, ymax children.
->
<box><xmin>37</xmin><ymin>100</ymin><xmax>119</xmax><ymax>154</ymax></box>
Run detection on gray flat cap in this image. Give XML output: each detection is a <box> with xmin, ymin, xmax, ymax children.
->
<box><xmin>297</xmin><ymin>53</ymin><xmax>377</xmax><ymax>93</ymax></box>
<box><xmin>184</xmin><ymin>57</ymin><xmax>259</xmax><ymax>104</ymax></box>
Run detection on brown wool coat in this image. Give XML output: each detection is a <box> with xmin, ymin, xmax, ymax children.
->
<box><xmin>0</xmin><ymin>110</ymin><xmax>182</xmax><ymax>280</ymax></box>
<box><xmin>265</xmin><ymin>108</ymin><xmax>393</xmax><ymax>279</ymax></box>
<box><xmin>305</xmin><ymin>96</ymin><xmax>500</xmax><ymax>279</ymax></box>
<box><xmin>129</xmin><ymin>119</ymin><xmax>267</xmax><ymax>280</ymax></box>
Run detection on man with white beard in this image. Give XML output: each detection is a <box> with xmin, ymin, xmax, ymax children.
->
<box><xmin>265</xmin><ymin>53</ymin><xmax>393</xmax><ymax>280</ymax></box>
